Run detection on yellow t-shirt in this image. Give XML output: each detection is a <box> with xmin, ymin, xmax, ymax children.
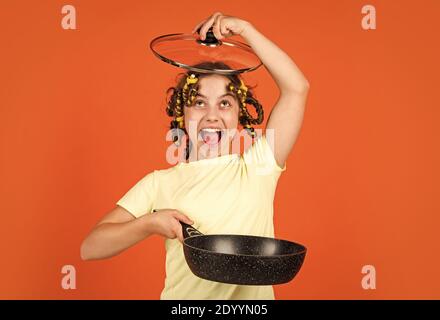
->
<box><xmin>116</xmin><ymin>134</ymin><xmax>286</xmax><ymax>299</ymax></box>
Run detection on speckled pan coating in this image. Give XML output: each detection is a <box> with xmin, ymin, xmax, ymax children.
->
<box><xmin>181</xmin><ymin>222</ymin><xmax>307</xmax><ymax>285</ymax></box>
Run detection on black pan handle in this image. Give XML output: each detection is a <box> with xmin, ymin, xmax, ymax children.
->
<box><xmin>180</xmin><ymin>221</ymin><xmax>204</xmax><ymax>239</ymax></box>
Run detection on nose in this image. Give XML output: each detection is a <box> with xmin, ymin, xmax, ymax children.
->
<box><xmin>205</xmin><ymin>106</ymin><xmax>220</xmax><ymax>123</ymax></box>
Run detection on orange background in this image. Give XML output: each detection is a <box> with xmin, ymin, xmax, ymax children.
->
<box><xmin>0</xmin><ymin>0</ymin><xmax>439</xmax><ymax>299</ymax></box>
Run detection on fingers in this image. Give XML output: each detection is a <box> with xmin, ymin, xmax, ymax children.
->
<box><xmin>154</xmin><ymin>209</ymin><xmax>193</xmax><ymax>225</ymax></box>
<box><xmin>198</xmin><ymin>12</ymin><xmax>223</xmax><ymax>40</ymax></box>
<box><xmin>176</xmin><ymin>225</ymin><xmax>184</xmax><ymax>243</ymax></box>
<box><xmin>220</xmin><ymin>18</ymin><xmax>231</xmax><ymax>36</ymax></box>
<box><xmin>172</xmin><ymin>211</ymin><xmax>194</xmax><ymax>225</ymax></box>
<box><xmin>153</xmin><ymin>209</ymin><xmax>193</xmax><ymax>243</ymax></box>
<box><xmin>169</xmin><ymin>218</ymin><xmax>185</xmax><ymax>243</ymax></box>
<box><xmin>192</xmin><ymin>19</ymin><xmax>206</xmax><ymax>34</ymax></box>
<box><xmin>172</xmin><ymin>211</ymin><xmax>193</xmax><ymax>243</ymax></box>
<box><xmin>212</xmin><ymin>15</ymin><xmax>224</xmax><ymax>39</ymax></box>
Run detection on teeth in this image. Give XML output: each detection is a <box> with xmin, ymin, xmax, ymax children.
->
<box><xmin>199</xmin><ymin>128</ymin><xmax>223</xmax><ymax>143</ymax></box>
<box><xmin>201</xmin><ymin>128</ymin><xmax>221</xmax><ymax>133</ymax></box>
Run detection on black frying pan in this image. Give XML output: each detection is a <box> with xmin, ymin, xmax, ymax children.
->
<box><xmin>180</xmin><ymin>222</ymin><xmax>307</xmax><ymax>285</ymax></box>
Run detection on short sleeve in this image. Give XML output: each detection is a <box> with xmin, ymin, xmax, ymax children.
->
<box><xmin>116</xmin><ymin>171</ymin><xmax>157</xmax><ymax>218</ymax></box>
<box><xmin>242</xmin><ymin>134</ymin><xmax>287</xmax><ymax>176</ymax></box>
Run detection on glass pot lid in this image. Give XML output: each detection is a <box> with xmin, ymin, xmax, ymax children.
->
<box><xmin>149</xmin><ymin>27</ymin><xmax>262</xmax><ymax>75</ymax></box>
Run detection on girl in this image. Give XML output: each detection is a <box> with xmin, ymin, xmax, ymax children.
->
<box><xmin>81</xmin><ymin>12</ymin><xmax>310</xmax><ymax>300</ymax></box>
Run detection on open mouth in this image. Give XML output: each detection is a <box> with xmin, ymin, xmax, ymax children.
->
<box><xmin>199</xmin><ymin>128</ymin><xmax>223</xmax><ymax>145</ymax></box>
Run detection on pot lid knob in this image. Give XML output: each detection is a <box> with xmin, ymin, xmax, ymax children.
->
<box><xmin>196</xmin><ymin>26</ymin><xmax>221</xmax><ymax>47</ymax></box>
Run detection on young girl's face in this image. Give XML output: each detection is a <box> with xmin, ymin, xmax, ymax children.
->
<box><xmin>184</xmin><ymin>74</ymin><xmax>240</xmax><ymax>154</ymax></box>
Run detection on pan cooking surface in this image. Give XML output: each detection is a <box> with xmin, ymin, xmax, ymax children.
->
<box><xmin>184</xmin><ymin>234</ymin><xmax>305</xmax><ymax>256</ymax></box>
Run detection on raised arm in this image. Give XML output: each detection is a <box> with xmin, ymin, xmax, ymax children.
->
<box><xmin>240</xmin><ymin>23</ymin><xmax>310</xmax><ymax>168</ymax></box>
<box><xmin>195</xmin><ymin>12</ymin><xmax>310</xmax><ymax>168</ymax></box>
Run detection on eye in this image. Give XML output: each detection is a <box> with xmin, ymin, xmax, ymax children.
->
<box><xmin>220</xmin><ymin>100</ymin><xmax>232</xmax><ymax>108</ymax></box>
<box><xmin>194</xmin><ymin>99</ymin><xmax>205</xmax><ymax>107</ymax></box>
